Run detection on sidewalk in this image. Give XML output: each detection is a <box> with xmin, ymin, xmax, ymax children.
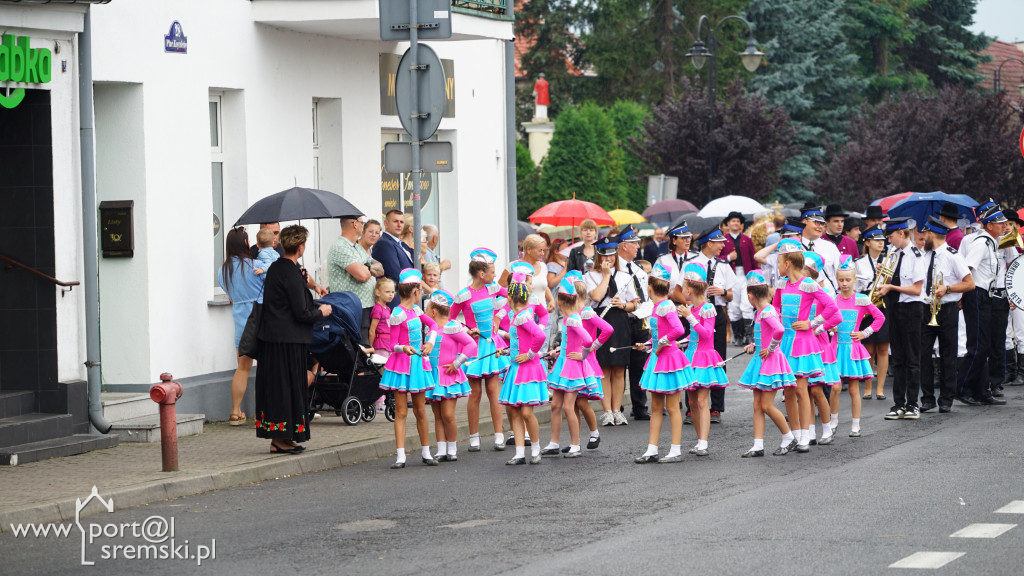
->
<box><xmin>0</xmin><ymin>398</ymin><xmax>550</xmax><ymax>532</ymax></box>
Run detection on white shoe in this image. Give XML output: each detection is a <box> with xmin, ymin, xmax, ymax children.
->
<box><xmin>601</xmin><ymin>411</ymin><xmax>615</xmax><ymax>427</ymax></box>
<box><xmin>613</xmin><ymin>411</ymin><xmax>628</xmax><ymax>426</ymax></box>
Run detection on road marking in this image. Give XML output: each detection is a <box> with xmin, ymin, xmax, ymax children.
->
<box><xmin>890</xmin><ymin>552</ymin><xmax>965</xmax><ymax>569</ymax></box>
<box><xmin>995</xmin><ymin>501</ymin><xmax>1024</xmax><ymax>514</ymax></box>
<box><xmin>949</xmin><ymin>523</ymin><xmax>1017</xmax><ymax>538</ymax></box>
<box><xmin>440</xmin><ymin>518</ymin><xmax>498</xmax><ymax>529</ymax></box>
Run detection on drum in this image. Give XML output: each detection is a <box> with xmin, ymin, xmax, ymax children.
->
<box><xmin>1006</xmin><ymin>255</ymin><xmax>1024</xmax><ymax>308</ymax></box>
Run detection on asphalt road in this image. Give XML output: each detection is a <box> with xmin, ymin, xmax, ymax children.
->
<box><xmin>3</xmin><ymin>345</ymin><xmax>1023</xmax><ymax>575</ymax></box>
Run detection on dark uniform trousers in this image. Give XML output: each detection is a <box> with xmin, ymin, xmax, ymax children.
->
<box><xmin>989</xmin><ymin>295</ymin><xmax>1010</xmax><ymax>392</ymax></box>
<box><xmin>627</xmin><ymin>316</ymin><xmax>650</xmax><ymax>416</ymax></box>
<box><xmin>890</xmin><ymin>300</ymin><xmax>923</xmax><ymax>409</ymax></box>
<box><xmin>920</xmin><ymin>302</ymin><xmax>958</xmax><ymax>408</ymax></box>
<box><xmin>957</xmin><ymin>289</ymin><xmax>993</xmax><ymax>401</ymax></box>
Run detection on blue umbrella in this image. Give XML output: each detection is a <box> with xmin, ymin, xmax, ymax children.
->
<box><xmin>886</xmin><ymin>191</ymin><xmax>979</xmax><ymax>228</ymax></box>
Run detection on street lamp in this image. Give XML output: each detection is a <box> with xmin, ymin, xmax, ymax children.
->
<box><xmin>685</xmin><ymin>15</ymin><xmax>764</xmax><ymax>204</ymax></box>
<box><xmin>993</xmin><ymin>57</ymin><xmax>1024</xmax><ymax>100</ymax></box>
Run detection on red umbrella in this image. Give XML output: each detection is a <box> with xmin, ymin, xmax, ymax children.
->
<box><xmin>870</xmin><ymin>191</ymin><xmax>914</xmax><ymax>214</ymax></box>
<box><xmin>528</xmin><ymin>193</ymin><xmax>615</xmax><ymax>227</ymax></box>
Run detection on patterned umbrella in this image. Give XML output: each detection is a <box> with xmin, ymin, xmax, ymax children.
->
<box><xmin>869</xmin><ymin>191</ymin><xmax>914</xmax><ymax>214</ymax></box>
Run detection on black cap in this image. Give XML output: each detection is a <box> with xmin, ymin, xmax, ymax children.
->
<box><xmin>884</xmin><ymin>217</ymin><xmax>912</xmax><ymax>234</ymax></box>
<box><xmin>595</xmin><ymin>236</ymin><xmax>618</xmax><ymax>255</ymax></box>
<box><xmin>862</xmin><ymin>224</ymin><xmax>884</xmax><ymax>240</ymax></box>
<box><xmin>938</xmin><ymin>202</ymin><xmax>960</xmax><ymax>221</ymax></box>
<box><xmin>843</xmin><ymin>217</ymin><xmax>862</xmax><ymax>233</ymax></box>
<box><xmin>723</xmin><ymin>211</ymin><xmax>746</xmax><ymax>226</ymax></box>
<box><xmin>865</xmin><ymin>205</ymin><xmax>884</xmax><ymax>220</ymax></box>
<box><xmin>824</xmin><ymin>204</ymin><xmax>847</xmax><ymax>219</ymax></box>
<box><xmin>923</xmin><ymin>216</ymin><xmax>951</xmax><ymax>235</ymax></box>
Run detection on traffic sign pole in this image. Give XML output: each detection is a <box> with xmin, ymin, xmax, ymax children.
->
<box><xmin>409</xmin><ymin>0</ymin><xmax>422</xmax><ymax>272</ymax></box>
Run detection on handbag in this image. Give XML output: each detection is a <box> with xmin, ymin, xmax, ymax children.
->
<box><xmin>238</xmin><ymin>283</ymin><xmax>265</xmax><ymax>359</ymax></box>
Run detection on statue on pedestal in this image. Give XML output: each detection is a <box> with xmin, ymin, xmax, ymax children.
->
<box><xmin>532</xmin><ymin>73</ymin><xmax>549</xmax><ymax>120</ymax></box>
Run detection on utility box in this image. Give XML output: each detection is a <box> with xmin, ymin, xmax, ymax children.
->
<box><xmin>99</xmin><ymin>200</ymin><xmax>134</xmax><ymax>257</ymax></box>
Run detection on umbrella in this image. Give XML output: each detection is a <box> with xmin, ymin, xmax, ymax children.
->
<box><xmin>536</xmin><ymin>225</ymin><xmax>577</xmax><ymax>241</ymax></box>
<box><xmin>517</xmin><ymin>220</ymin><xmax>536</xmax><ymax>243</ymax></box>
<box><xmin>697</xmin><ymin>195</ymin><xmax>768</xmax><ymax>220</ymax></box>
<box><xmin>528</xmin><ymin>193</ymin><xmax>615</xmax><ymax>227</ymax></box>
<box><xmin>234</xmin><ymin>187</ymin><xmax>364</xmax><ymax>225</ymax></box>
<box><xmin>607</xmin><ymin>209</ymin><xmax>647</xmax><ymax>226</ymax></box>
<box><xmin>887</xmin><ymin>191</ymin><xmax>979</xmax><ymax>227</ymax></box>
<box><xmin>869</xmin><ymin>191</ymin><xmax>914</xmax><ymax>214</ymax></box>
<box><xmin>643</xmin><ymin>198</ymin><xmax>699</xmax><ymax>224</ymax></box>
<box><xmin>669</xmin><ymin>213</ymin><xmax>719</xmax><ymax>240</ymax></box>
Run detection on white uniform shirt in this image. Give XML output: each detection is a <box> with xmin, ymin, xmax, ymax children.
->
<box><xmin>802</xmin><ymin>234</ymin><xmax>841</xmax><ymax>291</ymax></box>
<box><xmin>893</xmin><ymin>243</ymin><xmax>927</xmax><ymax>304</ymax></box>
<box><xmin>962</xmin><ymin>230</ymin><xmax>1001</xmax><ymax>292</ymax></box>
<box><xmin>619</xmin><ymin>256</ymin><xmax>651</xmax><ymax>318</ymax></box>
<box><xmin>656</xmin><ymin>250</ymin><xmax>698</xmax><ymax>294</ymax></box>
<box><xmin>584</xmin><ymin>267</ymin><xmax>638</xmax><ymax>309</ymax></box>
<box><xmin>922</xmin><ymin>242</ymin><xmax>971</xmax><ymax>304</ymax></box>
<box><xmin>853</xmin><ymin>252</ymin><xmax>885</xmax><ymax>294</ymax></box>
<box><xmin>692</xmin><ymin>252</ymin><xmax>736</xmax><ymax>307</ymax></box>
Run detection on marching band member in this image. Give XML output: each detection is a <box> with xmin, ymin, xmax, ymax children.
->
<box><xmin>853</xmin><ymin>225</ymin><xmax>891</xmax><ymax>400</ymax></box>
<box><xmin>425</xmin><ymin>289</ymin><xmax>476</xmax><ymax>462</ymax></box>
<box><xmin>803</xmin><ymin>251</ymin><xmax>840</xmax><ymax>446</ymax></box>
<box><xmin>547</xmin><ymin>278</ymin><xmax>596</xmax><ymax>458</ymax></box>
<box><xmin>833</xmin><ymin>258</ymin><xmax>884</xmax><ymax>437</ymax></box>
<box><xmin>681</xmin><ymin>263</ymin><xmax>728</xmax><ymax>456</ymax></box>
<box><xmin>655</xmin><ymin>223</ymin><xmax>697</xmax><ymax>304</ymax></box>
<box><xmin>690</xmin><ymin>228</ymin><xmax>735</xmax><ymax>425</ymax></box>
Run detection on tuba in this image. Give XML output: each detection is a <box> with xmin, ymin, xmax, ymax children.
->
<box><xmin>868</xmin><ymin>246</ymin><xmax>899</xmax><ymax>309</ymax></box>
<box><xmin>998</xmin><ymin>228</ymin><xmax>1024</xmax><ymax>251</ymax></box>
<box><xmin>927</xmin><ymin>271</ymin><xmax>943</xmax><ymax>327</ymax></box>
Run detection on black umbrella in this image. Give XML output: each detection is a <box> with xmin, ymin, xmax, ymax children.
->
<box><xmin>517</xmin><ymin>220</ymin><xmax>536</xmax><ymax>242</ymax></box>
<box><xmin>233</xmin><ymin>187</ymin><xmax>365</xmax><ymax>226</ymax></box>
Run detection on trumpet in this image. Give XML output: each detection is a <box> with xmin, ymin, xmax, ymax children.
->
<box><xmin>868</xmin><ymin>246</ymin><xmax>899</xmax><ymax>309</ymax></box>
<box><xmin>927</xmin><ymin>272</ymin><xmax>943</xmax><ymax>327</ymax></box>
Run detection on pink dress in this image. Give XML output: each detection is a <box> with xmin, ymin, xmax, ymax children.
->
<box><xmin>685</xmin><ymin>302</ymin><xmax>729</xmax><ymax>388</ymax></box>
<box><xmin>738</xmin><ymin>306</ymin><xmax>796</xmax><ymax>391</ymax></box>
<box><xmin>638</xmin><ymin>300</ymin><xmax>697</xmax><ymax>394</ymax></box>
<box><xmin>580</xmin><ymin>306</ymin><xmax>613</xmax><ymax>378</ymax></box>
<box><xmin>426</xmin><ymin>321</ymin><xmax>477</xmax><ymax>401</ymax></box>
<box><xmin>833</xmin><ymin>293</ymin><xmax>885</xmax><ymax>380</ymax></box>
<box><xmin>371</xmin><ymin>302</ymin><xmax>391</xmax><ymax>354</ymax></box>
<box><xmin>451</xmin><ymin>283</ymin><xmax>511</xmax><ymax>377</ymax></box>
<box><xmin>547</xmin><ymin>314</ymin><xmax>594</xmax><ymax>392</ymax></box>
<box><xmin>772</xmin><ymin>277</ymin><xmax>842</xmax><ymax>379</ymax></box>
<box><xmin>379</xmin><ymin>306</ymin><xmax>439</xmax><ymax>393</ymax></box>
<box><xmin>499</xmin><ymin>309</ymin><xmax>551</xmax><ymax>406</ymax></box>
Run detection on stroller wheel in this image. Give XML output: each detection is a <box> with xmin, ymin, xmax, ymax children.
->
<box><xmin>384</xmin><ymin>402</ymin><xmax>396</xmax><ymax>422</ymax></box>
<box><xmin>341</xmin><ymin>396</ymin><xmax>362</xmax><ymax>426</ymax></box>
<box><xmin>361</xmin><ymin>403</ymin><xmax>377</xmax><ymax>422</ymax></box>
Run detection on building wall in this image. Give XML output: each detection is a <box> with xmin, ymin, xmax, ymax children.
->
<box><xmin>85</xmin><ymin>1</ymin><xmax>513</xmax><ymax>384</ymax></box>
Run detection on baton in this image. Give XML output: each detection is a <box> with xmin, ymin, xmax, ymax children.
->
<box><xmin>724</xmin><ymin>350</ymin><xmax>752</xmax><ymax>363</ymax></box>
<box><xmin>609</xmin><ymin>338</ymin><xmax>689</xmax><ymax>354</ymax></box>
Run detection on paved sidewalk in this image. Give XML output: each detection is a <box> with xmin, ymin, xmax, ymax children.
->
<box><xmin>0</xmin><ymin>397</ymin><xmax>551</xmax><ymax>532</ymax></box>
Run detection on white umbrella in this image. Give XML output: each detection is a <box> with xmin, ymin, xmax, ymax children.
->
<box><xmin>696</xmin><ymin>195</ymin><xmax>768</xmax><ymax>219</ymax></box>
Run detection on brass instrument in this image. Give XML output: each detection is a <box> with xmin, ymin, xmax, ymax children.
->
<box><xmin>868</xmin><ymin>246</ymin><xmax>899</xmax><ymax>309</ymax></box>
<box><xmin>927</xmin><ymin>272</ymin><xmax>943</xmax><ymax>327</ymax></box>
<box><xmin>998</xmin><ymin>228</ymin><xmax>1024</xmax><ymax>250</ymax></box>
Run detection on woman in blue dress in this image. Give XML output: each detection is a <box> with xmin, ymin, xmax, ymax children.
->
<box><xmin>218</xmin><ymin>227</ymin><xmax>265</xmax><ymax>426</ymax></box>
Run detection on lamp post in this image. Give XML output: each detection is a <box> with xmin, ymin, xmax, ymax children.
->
<box><xmin>686</xmin><ymin>15</ymin><xmax>764</xmax><ymax>205</ymax></box>
<box><xmin>993</xmin><ymin>57</ymin><xmax>1024</xmax><ymax>100</ymax></box>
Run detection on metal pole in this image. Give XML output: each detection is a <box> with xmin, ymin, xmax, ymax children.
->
<box><xmin>505</xmin><ymin>39</ymin><xmax>518</xmax><ymax>261</ymax></box>
<box><xmin>410</xmin><ymin>0</ymin><xmax>422</xmax><ymax>271</ymax></box>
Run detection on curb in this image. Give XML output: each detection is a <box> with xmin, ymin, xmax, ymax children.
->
<box><xmin>0</xmin><ymin>404</ymin><xmax>555</xmax><ymax>532</ymax></box>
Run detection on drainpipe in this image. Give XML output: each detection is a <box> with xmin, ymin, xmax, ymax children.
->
<box><xmin>79</xmin><ymin>7</ymin><xmax>111</xmax><ymax>434</ymax></box>
<box><xmin>505</xmin><ymin>38</ymin><xmax>517</xmax><ymax>261</ymax></box>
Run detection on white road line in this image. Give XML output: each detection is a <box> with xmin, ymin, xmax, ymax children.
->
<box><xmin>949</xmin><ymin>523</ymin><xmax>1017</xmax><ymax>538</ymax></box>
<box><xmin>890</xmin><ymin>552</ymin><xmax>965</xmax><ymax>569</ymax></box>
<box><xmin>995</xmin><ymin>501</ymin><xmax>1024</xmax><ymax>514</ymax></box>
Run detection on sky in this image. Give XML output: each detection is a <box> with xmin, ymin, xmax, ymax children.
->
<box><xmin>970</xmin><ymin>0</ymin><xmax>1024</xmax><ymax>43</ymax></box>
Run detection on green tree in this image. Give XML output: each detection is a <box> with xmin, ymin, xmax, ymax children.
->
<box><xmin>515</xmin><ymin>140</ymin><xmax>543</xmax><ymax>220</ymax></box>
<box><xmin>606</xmin><ymin>100</ymin><xmax>650</xmax><ymax>211</ymax></box>
<box><xmin>515</xmin><ymin>0</ymin><xmax>589</xmax><ymax>129</ymax></box>
<box><xmin>897</xmin><ymin>0</ymin><xmax>990</xmax><ymax>87</ymax></box>
<box><xmin>744</xmin><ymin>0</ymin><xmax>866</xmax><ymax>202</ymax></box>
<box><xmin>538</xmin><ymin>106</ymin><xmax>608</xmax><ymax>207</ymax></box>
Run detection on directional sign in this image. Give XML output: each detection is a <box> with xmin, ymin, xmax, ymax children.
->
<box><xmin>395</xmin><ymin>44</ymin><xmax>447</xmax><ymax>140</ymax></box>
<box><xmin>379</xmin><ymin>0</ymin><xmax>452</xmax><ymax>41</ymax></box>
<box><xmin>384</xmin><ymin>141</ymin><xmax>453</xmax><ymax>173</ymax></box>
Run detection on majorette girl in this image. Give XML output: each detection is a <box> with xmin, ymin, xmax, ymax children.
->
<box><xmin>424</xmin><ymin>289</ymin><xmax>477</xmax><ymax>462</ymax></box>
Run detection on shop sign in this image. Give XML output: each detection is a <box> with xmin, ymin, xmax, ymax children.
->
<box><xmin>164</xmin><ymin>21</ymin><xmax>188</xmax><ymax>54</ymax></box>
<box><xmin>0</xmin><ymin>34</ymin><xmax>52</xmax><ymax>109</ymax></box>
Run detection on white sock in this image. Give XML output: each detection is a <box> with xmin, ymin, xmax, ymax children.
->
<box><xmin>643</xmin><ymin>444</ymin><xmax>658</xmax><ymax>457</ymax></box>
<box><xmin>667</xmin><ymin>444</ymin><xmax>682</xmax><ymax>457</ymax></box>
<box><xmin>545</xmin><ymin>441</ymin><xmax>559</xmax><ymax>450</ymax></box>
<box><xmin>830</xmin><ymin>413</ymin><xmax>839</xmax><ymax>431</ymax></box>
<box><xmin>851</xmin><ymin>418</ymin><xmax>861</xmax><ymax>433</ymax></box>
<box><xmin>531</xmin><ymin>444</ymin><xmax>541</xmax><ymax>457</ymax></box>
<box><xmin>590</xmin><ymin>429</ymin><xmax>600</xmax><ymax>439</ymax></box>
<box><xmin>436</xmin><ymin>442</ymin><xmax>445</xmax><ymax>455</ymax></box>
<box><xmin>569</xmin><ymin>444</ymin><xmax>581</xmax><ymax>453</ymax></box>
<box><xmin>515</xmin><ymin>446</ymin><xmax>525</xmax><ymax>459</ymax></box>
<box><xmin>495</xmin><ymin>433</ymin><xmax>505</xmax><ymax>445</ymax></box>
<box><xmin>696</xmin><ymin>439</ymin><xmax>708</xmax><ymax>450</ymax></box>
<box><xmin>421</xmin><ymin>446</ymin><xmax>432</xmax><ymax>459</ymax></box>
<box><xmin>395</xmin><ymin>448</ymin><xmax>406</xmax><ymax>464</ymax></box>
<box><xmin>752</xmin><ymin>438</ymin><xmax>764</xmax><ymax>451</ymax></box>
<box><xmin>821</xmin><ymin>422</ymin><xmax>833</xmax><ymax>439</ymax></box>
<box><xmin>781</xmin><ymin>432</ymin><xmax>794</xmax><ymax>448</ymax></box>
<box><xmin>798</xmin><ymin>430</ymin><xmax>809</xmax><ymax>446</ymax></box>
<box><xmin>524</xmin><ymin>432</ymin><xmax>531</xmax><ymax>442</ymax></box>
<box><xmin>469</xmin><ymin>433</ymin><xmax>480</xmax><ymax>447</ymax></box>
<box><xmin>447</xmin><ymin>441</ymin><xmax>458</xmax><ymax>456</ymax></box>
<box><xmin>807</xmin><ymin>426</ymin><xmax>815</xmax><ymax>441</ymax></box>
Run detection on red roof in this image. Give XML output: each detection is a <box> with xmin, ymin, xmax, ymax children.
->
<box><xmin>977</xmin><ymin>40</ymin><xmax>1024</xmax><ymax>95</ymax></box>
<box><xmin>513</xmin><ymin>0</ymin><xmax>585</xmax><ymax>79</ymax></box>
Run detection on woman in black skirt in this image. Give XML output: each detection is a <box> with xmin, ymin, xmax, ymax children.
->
<box><xmin>584</xmin><ymin>238</ymin><xmax>641</xmax><ymax>426</ymax></box>
<box><xmin>255</xmin><ymin>225</ymin><xmax>332</xmax><ymax>454</ymax></box>
<box><xmin>854</xmin><ymin>226</ymin><xmax>890</xmax><ymax>400</ymax></box>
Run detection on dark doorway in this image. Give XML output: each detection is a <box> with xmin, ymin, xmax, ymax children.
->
<box><xmin>0</xmin><ymin>89</ymin><xmax>56</xmax><ymax>402</ymax></box>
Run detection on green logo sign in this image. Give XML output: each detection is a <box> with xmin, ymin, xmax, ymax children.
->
<box><xmin>0</xmin><ymin>35</ymin><xmax>53</xmax><ymax>109</ymax></box>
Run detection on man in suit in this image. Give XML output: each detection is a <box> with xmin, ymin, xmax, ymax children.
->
<box><xmin>372</xmin><ymin>209</ymin><xmax>414</xmax><ymax>306</ymax></box>
<box><xmin>642</xmin><ymin>227</ymin><xmax>668</xmax><ymax>263</ymax></box>
<box><xmin>721</xmin><ymin>211</ymin><xmax>756</xmax><ymax>345</ymax></box>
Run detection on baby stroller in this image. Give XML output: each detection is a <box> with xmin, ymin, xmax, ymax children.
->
<box><xmin>308</xmin><ymin>291</ymin><xmax>394</xmax><ymax>425</ymax></box>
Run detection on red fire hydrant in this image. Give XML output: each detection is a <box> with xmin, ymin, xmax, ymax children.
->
<box><xmin>150</xmin><ymin>373</ymin><xmax>183</xmax><ymax>472</ymax></box>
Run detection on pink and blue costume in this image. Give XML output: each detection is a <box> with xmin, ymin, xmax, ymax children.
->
<box><xmin>640</xmin><ymin>298</ymin><xmax>697</xmax><ymax>394</ymax></box>
<box><xmin>499</xmin><ymin>308</ymin><xmax>551</xmax><ymax>406</ymax></box>
<box><xmin>380</xmin><ymin>270</ymin><xmax>439</xmax><ymax>394</ymax></box>
<box><xmin>804</xmin><ymin>252</ymin><xmax>841</xmax><ymax>387</ymax></box>
<box><xmin>834</xmin><ymin>293</ymin><xmax>884</xmax><ymax>380</ymax></box>
<box><xmin>450</xmin><ymin>248</ymin><xmax>511</xmax><ymax>378</ymax></box>
<box><xmin>681</xmin><ymin>263</ymin><xmax>728</xmax><ymax>388</ymax></box>
<box><xmin>578</xmin><ymin>306</ymin><xmax>612</xmax><ymax>400</ymax></box>
<box><xmin>739</xmin><ymin>270</ymin><xmax>796</xmax><ymax>391</ymax></box>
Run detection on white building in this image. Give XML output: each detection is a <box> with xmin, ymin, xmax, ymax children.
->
<box><xmin>0</xmin><ymin>0</ymin><xmax>516</xmax><ymax>462</ymax></box>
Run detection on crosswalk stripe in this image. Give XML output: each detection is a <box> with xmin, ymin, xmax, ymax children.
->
<box><xmin>890</xmin><ymin>552</ymin><xmax>965</xmax><ymax>569</ymax></box>
<box><xmin>949</xmin><ymin>523</ymin><xmax>1017</xmax><ymax>538</ymax></box>
<box><xmin>994</xmin><ymin>501</ymin><xmax>1024</xmax><ymax>514</ymax></box>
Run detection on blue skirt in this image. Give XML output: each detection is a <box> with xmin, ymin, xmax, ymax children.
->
<box><xmin>380</xmin><ymin>365</ymin><xmax>436</xmax><ymax>394</ymax></box>
<box><xmin>426</xmin><ymin>381</ymin><xmax>471</xmax><ymax>402</ymax></box>
<box><xmin>738</xmin><ymin>355</ymin><xmax>762</xmax><ymax>388</ymax></box>
<box><xmin>578</xmin><ymin>376</ymin><xmax>604</xmax><ymax>400</ymax></box>
<box><xmin>640</xmin><ymin>365</ymin><xmax>696</xmax><ymax>395</ymax></box>
<box><xmin>835</xmin><ymin>343</ymin><xmax>874</xmax><ymax>380</ymax></box>
<box><xmin>548</xmin><ymin>374</ymin><xmax>587</xmax><ymax>393</ymax></box>
<box><xmin>691</xmin><ymin>366</ymin><xmax>729</xmax><ymax>389</ymax></box>
<box><xmin>464</xmin><ymin>336</ymin><xmax>510</xmax><ymax>378</ymax></box>
<box><xmin>789</xmin><ymin>352</ymin><xmax>824</xmax><ymax>380</ymax></box>
<box><xmin>810</xmin><ymin>359</ymin><xmax>840</xmax><ymax>387</ymax></box>
<box><xmin>499</xmin><ymin>365</ymin><xmax>550</xmax><ymax>406</ymax></box>
<box><xmin>738</xmin><ymin>370</ymin><xmax>796</xmax><ymax>391</ymax></box>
